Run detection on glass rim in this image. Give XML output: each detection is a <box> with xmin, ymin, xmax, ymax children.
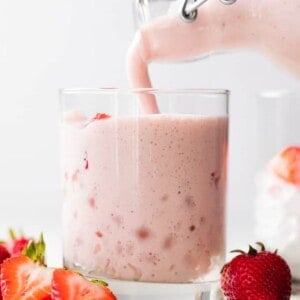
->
<box><xmin>258</xmin><ymin>89</ymin><xmax>300</xmax><ymax>99</ymax></box>
<box><xmin>61</xmin><ymin>87</ymin><xmax>230</xmax><ymax>96</ymax></box>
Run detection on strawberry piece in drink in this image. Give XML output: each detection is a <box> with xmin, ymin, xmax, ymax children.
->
<box><xmin>93</xmin><ymin>113</ymin><xmax>111</xmax><ymax>121</ymax></box>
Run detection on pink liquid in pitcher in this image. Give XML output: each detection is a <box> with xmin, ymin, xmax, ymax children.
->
<box><xmin>127</xmin><ymin>0</ymin><xmax>300</xmax><ymax>112</ymax></box>
<box><xmin>62</xmin><ymin>112</ymin><xmax>228</xmax><ymax>283</ymax></box>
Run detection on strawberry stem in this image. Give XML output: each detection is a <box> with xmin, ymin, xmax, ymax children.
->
<box><xmin>248</xmin><ymin>245</ymin><xmax>258</xmax><ymax>256</ymax></box>
<box><xmin>91</xmin><ymin>279</ymin><xmax>109</xmax><ymax>287</ymax></box>
<box><xmin>22</xmin><ymin>233</ymin><xmax>46</xmax><ymax>266</ymax></box>
<box><xmin>9</xmin><ymin>228</ymin><xmax>16</xmax><ymax>240</ymax></box>
<box><xmin>230</xmin><ymin>250</ymin><xmax>246</xmax><ymax>254</ymax></box>
<box><xmin>256</xmin><ymin>242</ymin><xmax>266</xmax><ymax>251</ymax></box>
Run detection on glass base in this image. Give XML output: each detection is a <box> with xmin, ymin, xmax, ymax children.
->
<box><xmin>65</xmin><ymin>260</ymin><xmax>224</xmax><ymax>299</ymax></box>
<box><xmin>97</xmin><ymin>278</ymin><xmax>223</xmax><ymax>300</ymax></box>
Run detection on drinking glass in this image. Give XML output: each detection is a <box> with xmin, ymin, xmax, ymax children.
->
<box><xmin>60</xmin><ymin>88</ymin><xmax>229</xmax><ymax>299</ymax></box>
<box><xmin>254</xmin><ymin>90</ymin><xmax>300</xmax><ymax>291</ymax></box>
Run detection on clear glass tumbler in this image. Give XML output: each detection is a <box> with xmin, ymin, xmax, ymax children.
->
<box><xmin>60</xmin><ymin>88</ymin><xmax>229</xmax><ymax>298</ymax></box>
<box><xmin>254</xmin><ymin>90</ymin><xmax>300</xmax><ymax>289</ymax></box>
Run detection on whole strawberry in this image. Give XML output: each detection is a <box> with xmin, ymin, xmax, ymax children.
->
<box><xmin>5</xmin><ymin>229</ymin><xmax>30</xmax><ymax>257</ymax></box>
<box><xmin>221</xmin><ymin>243</ymin><xmax>291</xmax><ymax>300</ymax></box>
<box><xmin>11</xmin><ymin>238</ymin><xmax>30</xmax><ymax>256</ymax></box>
<box><xmin>0</xmin><ymin>245</ymin><xmax>10</xmax><ymax>265</ymax></box>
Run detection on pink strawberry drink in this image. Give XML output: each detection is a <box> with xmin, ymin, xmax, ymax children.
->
<box><xmin>61</xmin><ymin>91</ymin><xmax>228</xmax><ymax>283</ymax></box>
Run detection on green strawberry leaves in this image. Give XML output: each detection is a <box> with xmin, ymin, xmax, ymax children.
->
<box><xmin>22</xmin><ymin>233</ymin><xmax>46</xmax><ymax>266</ymax></box>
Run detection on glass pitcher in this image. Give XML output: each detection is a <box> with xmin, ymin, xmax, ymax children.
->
<box><xmin>130</xmin><ymin>0</ymin><xmax>300</xmax><ymax>79</ymax></box>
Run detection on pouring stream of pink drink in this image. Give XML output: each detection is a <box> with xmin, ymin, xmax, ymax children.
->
<box><xmin>127</xmin><ymin>0</ymin><xmax>300</xmax><ymax>114</ymax></box>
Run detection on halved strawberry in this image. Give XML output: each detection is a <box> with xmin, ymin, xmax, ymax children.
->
<box><xmin>93</xmin><ymin>113</ymin><xmax>111</xmax><ymax>120</ymax></box>
<box><xmin>0</xmin><ymin>256</ymin><xmax>52</xmax><ymax>300</ymax></box>
<box><xmin>51</xmin><ymin>269</ymin><xmax>117</xmax><ymax>300</ymax></box>
<box><xmin>270</xmin><ymin>146</ymin><xmax>300</xmax><ymax>186</ymax></box>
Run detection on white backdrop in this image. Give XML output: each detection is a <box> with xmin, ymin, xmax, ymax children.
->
<box><xmin>0</xmin><ymin>0</ymin><xmax>299</xmax><ymax>265</ymax></box>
